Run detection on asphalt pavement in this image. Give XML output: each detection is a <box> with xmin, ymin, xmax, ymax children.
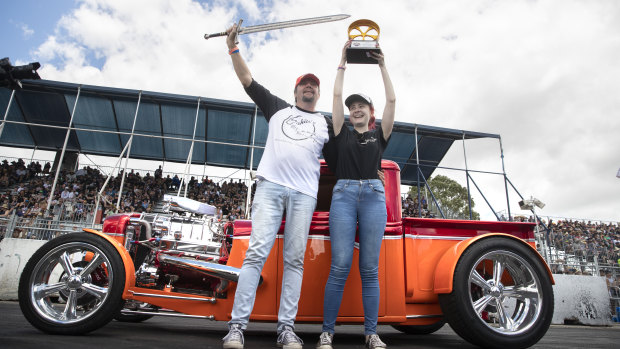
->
<box><xmin>0</xmin><ymin>301</ymin><xmax>617</xmax><ymax>348</ymax></box>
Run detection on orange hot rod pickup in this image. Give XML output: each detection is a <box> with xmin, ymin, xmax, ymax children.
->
<box><xmin>18</xmin><ymin>160</ymin><xmax>554</xmax><ymax>349</ymax></box>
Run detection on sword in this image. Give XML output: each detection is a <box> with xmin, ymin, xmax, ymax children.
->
<box><xmin>204</xmin><ymin>14</ymin><xmax>350</xmax><ymax>40</ymax></box>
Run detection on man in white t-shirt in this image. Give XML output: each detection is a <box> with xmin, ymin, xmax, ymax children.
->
<box><xmin>60</xmin><ymin>187</ymin><xmax>71</xmax><ymax>200</ymax></box>
<box><xmin>221</xmin><ymin>24</ymin><xmax>329</xmax><ymax>349</ymax></box>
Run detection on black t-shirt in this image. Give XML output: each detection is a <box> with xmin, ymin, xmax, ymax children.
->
<box><xmin>322</xmin><ymin>125</ymin><xmax>390</xmax><ymax>180</ymax></box>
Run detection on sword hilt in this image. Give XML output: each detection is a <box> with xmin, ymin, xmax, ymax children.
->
<box><xmin>204</xmin><ymin>31</ymin><xmax>227</xmax><ymax>40</ymax></box>
<box><xmin>204</xmin><ymin>19</ymin><xmax>244</xmax><ymax>42</ymax></box>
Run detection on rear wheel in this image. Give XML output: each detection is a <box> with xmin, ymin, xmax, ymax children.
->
<box><xmin>18</xmin><ymin>233</ymin><xmax>126</xmax><ymax>334</ymax></box>
<box><xmin>391</xmin><ymin>320</ymin><xmax>445</xmax><ymax>335</ymax></box>
<box><xmin>438</xmin><ymin>237</ymin><xmax>553</xmax><ymax>349</ymax></box>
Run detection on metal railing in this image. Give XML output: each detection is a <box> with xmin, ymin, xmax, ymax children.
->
<box><xmin>0</xmin><ymin>215</ymin><xmax>103</xmax><ymax>241</ymax></box>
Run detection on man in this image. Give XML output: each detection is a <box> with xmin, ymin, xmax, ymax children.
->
<box><xmin>221</xmin><ymin>24</ymin><xmax>329</xmax><ymax>349</ymax></box>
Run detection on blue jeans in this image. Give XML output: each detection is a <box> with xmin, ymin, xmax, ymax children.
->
<box><xmin>322</xmin><ymin>179</ymin><xmax>387</xmax><ymax>335</ymax></box>
<box><xmin>229</xmin><ymin>179</ymin><xmax>316</xmax><ymax>332</ymax></box>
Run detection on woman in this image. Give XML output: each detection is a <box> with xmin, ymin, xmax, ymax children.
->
<box><xmin>318</xmin><ymin>40</ymin><xmax>395</xmax><ymax>349</ymax></box>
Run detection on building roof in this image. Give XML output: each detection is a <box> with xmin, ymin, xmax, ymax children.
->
<box><xmin>0</xmin><ymin>79</ymin><xmax>500</xmax><ymax>186</ymax></box>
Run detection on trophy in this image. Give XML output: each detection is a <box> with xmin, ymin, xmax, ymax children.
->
<box><xmin>346</xmin><ymin>19</ymin><xmax>381</xmax><ymax>64</ymax></box>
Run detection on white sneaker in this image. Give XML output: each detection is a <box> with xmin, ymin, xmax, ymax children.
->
<box><xmin>316</xmin><ymin>331</ymin><xmax>333</xmax><ymax>349</ymax></box>
<box><xmin>365</xmin><ymin>334</ymin><xmax>386</xmax><ymax>349</ymax></box>
<box><xmin>277</xmin><ymin>326</ymin><xmax>303</xmax><ymax>349</ymax></box>
<box><xmin>222</xmin><ymin>323</ymin><xmax>244</xmax><ymax>349</ymax></box>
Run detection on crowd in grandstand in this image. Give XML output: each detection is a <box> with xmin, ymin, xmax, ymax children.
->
<box><xmin>2</xmin><ymin>158</ymin><xmax>619</xmax><ymax>270</ymax></box>
<box><xmin>0</xmin><ymin>159</ymin><xmax>249</xmax><ymax>227</ymax></box>
<box><xmin>167</xmin><ymin>173</ymin><xmax>248</xmax><ymax>221</ymax></box>
<box><xmin>544</xmin><ymin>218</ymin><xmax>620</xmax><ymax>270</ymax></box>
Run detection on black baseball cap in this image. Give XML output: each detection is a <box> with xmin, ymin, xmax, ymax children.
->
<box><xmin>345</xmin><ymin>93</ymin><xmax>373</xmax><ymax>108</ymax></box>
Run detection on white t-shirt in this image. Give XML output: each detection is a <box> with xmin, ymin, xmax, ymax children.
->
<box><xmin>246</xmin><ymin>80</ymin><xmax>329</xmax><ymax>198</ymax></box>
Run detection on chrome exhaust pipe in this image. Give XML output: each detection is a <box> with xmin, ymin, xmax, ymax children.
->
<box><xmin>158</xmin><ymin>254</ymin><xmax>263</xmax><ymax>285</ymax></box>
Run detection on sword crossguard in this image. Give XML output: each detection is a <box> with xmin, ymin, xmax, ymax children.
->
<box><xmin>234</xmin><ymin>19</ymin><xmax>243</xmax><ymax>45</ymax></box>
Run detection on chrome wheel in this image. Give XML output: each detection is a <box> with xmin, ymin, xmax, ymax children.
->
<box><xmin>19</xmin><ymin>232</ymin><xmax>126</xmax><ymax>334</ymax></box>
<box><xmin>468</xmin><ymin>250</ymin><xmax>543</xmax><ymax>335</ymax></box>
<box><xmin>438</xmin><ymin>237</ymin><xmax>553</xmax><ymax>349</ymax></box>
<box><xmin>28</xmin><ymin>242</ymin><xmax>112</xmax><ymax>324</ymax></box>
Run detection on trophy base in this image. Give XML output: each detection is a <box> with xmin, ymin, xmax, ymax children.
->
<box><xmin>346</xmin><ymin>41</ymin><xmax>381</xmax><ymax>64</ymax></box>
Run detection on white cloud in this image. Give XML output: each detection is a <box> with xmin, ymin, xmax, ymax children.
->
<box><xmin>20</xmin><ymin>23</ymin><xmax>34</xmax><ymax>38</ymax></box>
<box><xmin>26</xmin><ymin>0</ymin><xmax>620</xmax><ymax>221</ymax></box>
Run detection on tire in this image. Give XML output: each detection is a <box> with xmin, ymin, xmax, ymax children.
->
<box><xmin>392</xmin><ymin>320</ymin><xmax>445</xmax><ymax>335</ymax></box>
<box><xmin>18</xmin><ymin>232</ymin><xmax>126</xmax><ymax>334</ymax></box>
<box><xmin>438</xmin><ymin>237</ymin><xmax>553</xmax><ymax>349</ymax></box>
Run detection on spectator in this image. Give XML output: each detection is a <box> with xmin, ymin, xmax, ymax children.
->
<box><xmin>154</xmin><ymin>165</ymin><xmax>162</xmax><ymax>179</ymax></box>
<box><xmin>0</xmin><ymin>203</ymin><xmax>12</xmax><ymax>217</ymax></box>
<box><xmin>171</xmin><ymin>175</ymin><xmax>180</xmax><ymax>190</ymax></box>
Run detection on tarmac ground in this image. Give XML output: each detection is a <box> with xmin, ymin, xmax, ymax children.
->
<box><xmin>0</xmin><ymin>301</ymin><xmax>617</xmax><ymax>348</ymax></box>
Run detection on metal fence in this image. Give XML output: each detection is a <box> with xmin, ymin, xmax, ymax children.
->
<box><xmin>0</xmin><ymin>214</ymin><xmax>102</xmax><ymax>241</ymax></box>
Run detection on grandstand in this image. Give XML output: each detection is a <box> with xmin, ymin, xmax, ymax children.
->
<box><xmin>1</xmin><ymin>79</ymin><xmax>619</xmax><ymax>321</ymax></box>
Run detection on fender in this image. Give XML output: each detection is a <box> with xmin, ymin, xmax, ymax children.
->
<box><xmin>433</xmin><ymin>233</ymin><xmax>554</xmax><ymax>294</ymax></box>
<box><xmin>82</xmin><ymin>228</ymin><xmax>136</xmax><ymax>298</ymax></box>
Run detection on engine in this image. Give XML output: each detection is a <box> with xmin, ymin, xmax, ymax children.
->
<box><xmin>107</xmin><ymin>206</ymin><xmax>235</xmax><ymax>298</ymax></box>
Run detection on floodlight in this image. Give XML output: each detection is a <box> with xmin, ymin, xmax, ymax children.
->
<box><xmin>532</xmin><ymin>198</ymin><xmax>545</xmax><ymax>209</ymax></box>
<box><xmin>518</xmin><ymin>200</ymin><xmax>533</xmax><ymax>210</ymax></box>
<box><xmin>518</xmin><ymin>196</ymin><xmax>545</xmax><ymax>210</ymax></box>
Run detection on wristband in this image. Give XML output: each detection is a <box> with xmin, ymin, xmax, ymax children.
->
<box><xmin>229</xmin><ymin>47</ymin><xmax>239</xmax><ymax>55</ymax></box>
<box><xmin>337</xmin><ymin>66</ymin><xmax>346</xmax><ymax>70</ymax></box>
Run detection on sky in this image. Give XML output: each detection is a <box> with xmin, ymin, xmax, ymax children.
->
<box><xmin>2</xmin><ymin>0</ymin><xmax>619</xmax><ymax>222</ymax></box>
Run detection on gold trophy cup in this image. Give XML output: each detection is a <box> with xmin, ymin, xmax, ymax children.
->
<box><xmin>346</xmin><ymin>19</ymin><xmax>381</xmax><ymax>64</ymax></box>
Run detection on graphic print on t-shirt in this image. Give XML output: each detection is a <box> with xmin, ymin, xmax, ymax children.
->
<box><xmin>282</xmin><ymin>114</ymin><xmax>316</xmax><ymax>141</ymax></box>
<box><xmin>358</xmin><ymin>135</ymin><xmax>378</xmax><ymax>145</ymax></box>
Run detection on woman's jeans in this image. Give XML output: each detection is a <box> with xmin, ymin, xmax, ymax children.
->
<box><xmin>229</xmin><ymin>179</ymin><xmax>316</xmax><ymax>333</ymax></box>
<box><xmin>322</xmin><ymin>179</ymin><xmax>387</xmax><ymax>335</ymax></box>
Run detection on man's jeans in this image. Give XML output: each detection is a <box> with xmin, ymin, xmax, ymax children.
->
<box><xmin>229</xmin><ymin>179</ymin><xmax>316</xmax><ymax>332</ymax></box>
<box><xmin>322</xmin><ymin>179</ymin><xmax>387</xmax><ymax>335</ymax></box>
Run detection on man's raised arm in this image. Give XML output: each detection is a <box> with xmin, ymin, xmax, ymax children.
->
<box><xmin>226</xmin><ymin>24</ymin><xmax>253</xmax><ymax>88</ymax></box>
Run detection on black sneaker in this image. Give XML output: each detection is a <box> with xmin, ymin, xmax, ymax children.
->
<box><xmin>222</xmin><ymin>323</ymin><xmax>244</xmax><ymax>349</ymax></box>
<box><xmin>316</xmin><ymin>331</ymin><xmax>333</xmax><ymax>349</ymax></box>
<box><xmin>277</xmin><ymin>325</ymin><xmax>303</xmax><ymax>349</ymax></box>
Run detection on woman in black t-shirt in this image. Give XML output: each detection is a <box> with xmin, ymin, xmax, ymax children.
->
<box><xmin>318</xmin><ymin>40</ymin><xmax>396</xmax><ymax>349</ymax></box>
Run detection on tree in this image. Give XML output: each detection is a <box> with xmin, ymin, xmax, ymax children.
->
<box><xmin>408</xmin><ymin>175</ymin><xmax>480</xmax><ymax>220</ymax></box>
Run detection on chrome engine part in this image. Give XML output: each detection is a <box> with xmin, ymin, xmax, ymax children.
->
<box><xmin>130</xmin><ymin>212</ymin><xmax>226</xmax><ymax>259</ymax></box>
<box><xmin>135</xmin><ymin>263</ymin><xmax>159</xmax><ymax>288</ymax></box>
<box><xmin>121</xmin><ymin>209</ymin><xmax>235</xmax><ymax>296</ymax></box>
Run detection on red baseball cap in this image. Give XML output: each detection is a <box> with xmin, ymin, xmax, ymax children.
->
<box><xmin>295</xmin><ymin>73</ymin><xmax>320</xmax><ymax>88</ymax></box>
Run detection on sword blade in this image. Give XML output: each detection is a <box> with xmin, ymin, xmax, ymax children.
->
<box><xmin>240</xmin><ymin>14</ymin><xmax>350</xmax><ymax>34</ymax></box>
<box><xmin>204</xmin><ymin>14</ymin><xmax>350</xmax><ymax>40</ymax></box>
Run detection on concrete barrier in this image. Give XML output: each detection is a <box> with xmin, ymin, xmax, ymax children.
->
<box><xmin>0</xmin><ymin>238</ymin><xmax>47</xmax><ymax>300</ymax></box>
<box><xmin>552</xmin><ymin>274</ymin><xmax>612</xmax><ymax>325</ymax></box>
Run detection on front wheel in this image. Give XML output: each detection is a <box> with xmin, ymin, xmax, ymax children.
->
<box><xmin>438</xmin><ymin>237</ymin><xmax>553</xmax><ymax>349</ymax></box>
<box><xmin>18</xmin><ymin>232</ymin><xmax>126</xmax><ymax>334</ymax></box>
